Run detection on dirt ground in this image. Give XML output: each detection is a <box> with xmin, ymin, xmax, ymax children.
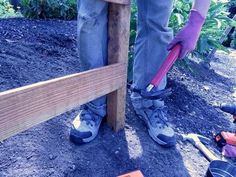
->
<box><xmin>0</xmin><ymin>18</ymin><xmax>236</xmax><ymax>177</ymax></box>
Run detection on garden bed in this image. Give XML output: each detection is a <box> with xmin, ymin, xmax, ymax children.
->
<box><xmin>0</xmin><ymin>18</ymin><xmax>235</xmax><ymax>177</ymax></box>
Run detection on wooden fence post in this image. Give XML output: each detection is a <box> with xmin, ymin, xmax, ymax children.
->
<box><xmin>0</xmin><ymin>1</ymin><xmax>131</xmax><ymax>141</ymax></box>
<box><xmin>106</xmin><ymin>3</ymin><xmax>131</xmax><ymax>132</ymax></box>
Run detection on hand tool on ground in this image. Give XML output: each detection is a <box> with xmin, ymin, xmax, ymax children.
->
<box><xmin>137</xmin><ymin>44</ymin><xmax>181</xmax><ymax>100</ymax></box>
<box><xmin>181</xmin><ymin>133</ymin><xmax>236</xmax><ymax>177</ymax></box>
<box><xmin>219</xmin><ymin>103</ymin><xmax>236</xmax><ymax>123</ymax></box>
<box><xmin>181</xmin><ymin>133</ymin><xmax>211</xmax><ymax>146</ymax></box>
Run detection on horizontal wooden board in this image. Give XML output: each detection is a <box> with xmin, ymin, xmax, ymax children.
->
<box><xmin>104</xmin><ymin>0</ymin><xmax>130</xmax><ymax>5</ymax></box>
<box><xmin>0</xmin><ymin>63</ymin><xmax>126</xmax><ymax>141</ymax></box>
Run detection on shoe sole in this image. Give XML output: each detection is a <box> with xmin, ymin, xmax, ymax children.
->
<box><xmin>70</xmin><ymin>128</ymin><xmax>99</xmax><ymax>145</ymax></box>
<box><xmin>148</xmin><ymin>128</ymin><xmax>176</xmax><ymax>148</ymax></box>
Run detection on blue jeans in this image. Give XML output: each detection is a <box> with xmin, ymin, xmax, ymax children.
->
<box><xmin>77</xmin><ymin>0</ymin><xmax>173</xmax><ymax>117</ymax></box>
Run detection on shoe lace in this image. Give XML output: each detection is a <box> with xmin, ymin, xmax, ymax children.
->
<box><xmin>149</xmin><ymin>106</ymin><xmax>169</xmax><ymax>128</ymax></box>
<box><xmin>80</xmin><ymin>108</ymin><xmax>96</xmax><ymax>127</ymax></box>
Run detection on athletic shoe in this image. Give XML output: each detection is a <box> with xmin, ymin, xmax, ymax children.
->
<box><xmin>131</xmin><ymin>92</ymin><xmax>176</xmax><ymax>147</ymax></box>
<box><xmin>70</xmin><ymin>106</ymin><xmax>103</xmax><ymax>144</ymax></box>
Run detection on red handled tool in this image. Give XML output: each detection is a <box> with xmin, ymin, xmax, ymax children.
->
<box><xmin>140</xmin><ymin>44</ymin><xmax>181</xmax><ymax>99</ymax></box>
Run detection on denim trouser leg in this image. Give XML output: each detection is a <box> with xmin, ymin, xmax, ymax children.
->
<box><xmin>77</xmin><ymin>0</ymin><xmax>108</xmax><ymax>117</ymax></box>
<box><xmin>133</xmin><ymin>0</ymin><xmax>174</xmax><ymax>91</ymax></box>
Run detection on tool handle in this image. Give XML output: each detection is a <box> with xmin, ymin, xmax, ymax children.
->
<box><xmin>151</xmin><ymin>44</ymin><xmax>181</xmax><ymax>87</ymax></box>
<box><xmin>194</xmin><ymin>141</ymin><xmax>219</xmax><ymax>162</ymax></box>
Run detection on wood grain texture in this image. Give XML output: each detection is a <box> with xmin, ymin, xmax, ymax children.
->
<box><xmin>0</xmin><ymin>63</ymin><xmax>125</xmax><ymax>141</ymax></box>
<box><xmin>107</xmin><ymin>4</ymin><xmax>131</xmax><ymax>131</ymax></box>
<box><xmin>104</xmin><ymin>0</ymin><xmax>130</xmax><ymax>5</ymax></box>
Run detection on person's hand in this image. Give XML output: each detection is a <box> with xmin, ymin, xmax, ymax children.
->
<box><xmin>167</xmin><ymin>10</ymin><xmax>205</xmax><ymax>58</ymax></box>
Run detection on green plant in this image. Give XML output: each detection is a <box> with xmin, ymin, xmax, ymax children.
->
<box><xmin>228</xmin><ymin>0</ymin><xmax>236</xmax><ymax>49</ymax></box>
<box><xmin>128</xmin><ymin>2</ymin><xmax>137</xmax><ymax>81</ymax></box>
<box><xmin>198</xmin><ymin>1</ymin><xmax>236</xmax><ymax>58</ymax></box>
<box><xmin>230</xmin><ymin>30</ymin><xmax>236</xmax><ymax>48</ymax></box>
<box><xmin>170</xmin><ymin>0</ymin><xmax>236</xmax><ymax>59</ymax></box>
<box><xmin>0</xmin><ymin>0</ymin><xmax>19</xmax><ymax>18</ymax></box>
<box><xmin>20</xmin><ymin>0</ymin><xmax>77</xmax><ymax>20</ymax></box>
<box><xmin>229</xmin><ymin>0</ymin><xmax>236</xmax><ymax>12</ymax></box>
<box><xmin>127</xmin><ymin>0</ymin><xmax>236</xmax><ymax>79</ymax></box>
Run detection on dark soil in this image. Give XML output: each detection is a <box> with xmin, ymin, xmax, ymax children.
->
<box><xmin>0</xmin><ymin>18</ymin><xmax>236</xmax><ymax>177</ymax></box>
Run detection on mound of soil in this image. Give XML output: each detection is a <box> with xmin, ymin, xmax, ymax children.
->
<box><xmin>0</xmin><ymin>18</ymin><xmax>235</xmax><ymax>177</ymax></box>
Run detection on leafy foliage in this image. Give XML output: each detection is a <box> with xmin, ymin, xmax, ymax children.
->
<box><xmin>128</xmin><ymin>2</ymin><xmax>137</xmax><ymax>81</ymax></box>
<box><xmin>231</xmin><ymin>31</ymin><xmax>236</xmax><ymax>48</ymax></box>
<box><xmin>228</xmin><ymin>0</ymin><xmax>236</xmax><ymax>49</ymax></box>
<box><xmin>128</xmin><ymin>0</ymin><xmax>236</xmax><ymax>79</ymax></box>
<box><xmin>20</xmin><ymin>0</ymin><xmax>77</xmax><ymax>20</ymax></box>
<box><xmin>170</xmin><ymin>0</ymin><xmax>236</xmax><ymax>58</ymax></box>
<box><xmin>229</xmin><ymin>0</ymin><xmax>236</xmax><ymax>12</ymax></box>
<box><xmin>129</xmin><ymin>0</ymin><xmax>236</xmax><ymax>59</ymax></box>
<box><xmin>0</xmin><ymin>0</ymin><xmax>19</xmax><ymax>18</ymax></box>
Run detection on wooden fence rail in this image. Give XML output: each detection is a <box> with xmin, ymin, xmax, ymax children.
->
<box><xmin>0</xmin><ymin>1</ymin><xmax>131</xmax><ymax>141</ymax></box>
<box><xmin>0</xmin><ymin>64</ymin><xmax>125</xmax><ymax>141</ymax></box>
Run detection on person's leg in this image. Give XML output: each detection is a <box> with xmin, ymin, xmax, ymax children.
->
<box><xmin>133</xmin><ymin>0</ymin><xmax>173</xmax><ymax>89</ymax></box>
<box><xmin>70</xmin><ymin>0</ymin><xmax>108</xmax><ymax>144</ymax></box>
<box><xmin>132</xmin><ymin>0</ymin><xmax>176</xmax><ymax>147</ymax></box>
<box><xmin>78</xmin><ymin>0</ymin><xmax>108</xmax><ymax>117</ymax></box>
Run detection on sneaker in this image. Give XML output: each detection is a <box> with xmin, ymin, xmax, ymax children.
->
<box><xmin>131</xmin><ymin>92</ymin><xmax>176</xmax><ymax>147</ymax></box>
<box><xmin>70</xmin><ymin>107</ymin><xmax>104</xmax><ymax>144</ymax></box>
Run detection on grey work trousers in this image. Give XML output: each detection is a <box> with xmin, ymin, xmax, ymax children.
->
<box><xmin>77</xmin><ymin>0</ymin><xmax>173</xmax><ymax>117</ymax></box>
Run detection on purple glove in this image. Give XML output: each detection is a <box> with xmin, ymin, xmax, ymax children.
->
<box><xmin>167</xmin><ymin>10</ymin><xmax>205</xmax><ymax>58</ymax></box>
<box><xmin>222</xmin><ymin>144</ymin><xmax>236</xmax><ymax>158</ymax></box>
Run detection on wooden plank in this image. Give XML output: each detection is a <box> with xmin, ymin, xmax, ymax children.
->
<box><xmin>0</xmin><ymin>63</ymin><xmax>126</xmax><ymax>141</ymax></box>
<box><xmin>106</xmin><ymin>4</ymin><xmax>131</xmax><ymax>131</ymax></box>
<box><xmin>104</xmin><ymin>0</ymin><xmax>130</xmax><ymax>5</ymax></box>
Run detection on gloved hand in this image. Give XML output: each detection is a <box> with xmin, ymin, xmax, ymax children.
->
<box><xmin>167</xmin><ymin>10</ymin><xmax>205</xmax><ymax>58</ymax></box>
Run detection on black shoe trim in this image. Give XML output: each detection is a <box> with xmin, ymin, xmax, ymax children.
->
<box><xmin>69</xmin><ymin>128</ymin><xmax>92</xmax><ymax>145</ymax></box>
<box><xmin>156</xmin><ymin>134</ymin><xmax>176</xmax><ymax>147</ymax></box>
<box><xmin>69</xmin><ymin>134</ymin><xmax>85</xmax><ymax>145</ymax></box>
